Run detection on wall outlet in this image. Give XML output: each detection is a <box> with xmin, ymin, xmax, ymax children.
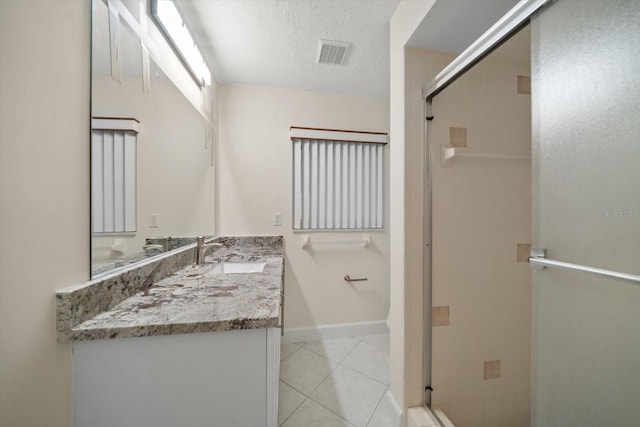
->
<box><xmin>149</xmin><ymin>213</ymin><xmax>160</xmax><ymax>228</ymax></box>
<box><xmin>273</xmin><ymin>212</ymin><xmax>282</xmax><ymax>226</ymax></box>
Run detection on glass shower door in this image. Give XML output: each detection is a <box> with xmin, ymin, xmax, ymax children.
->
<box><xmin>531</xmin><ymin>1</ymin><xmax>640</xmax><ymax>426</ymax></box>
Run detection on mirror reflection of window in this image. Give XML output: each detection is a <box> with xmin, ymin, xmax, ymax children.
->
<box><xmin>91</xmin><ymin>117</ymin><xmax>139</xmax><ymax>235</ymax></box>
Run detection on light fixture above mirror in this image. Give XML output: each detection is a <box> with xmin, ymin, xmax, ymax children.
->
<box><xmin>150</xmin><ymin>0</ymin><xmax>211</xmax><ymax>87</ymax></box>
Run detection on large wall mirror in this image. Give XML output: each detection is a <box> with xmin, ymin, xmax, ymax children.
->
<box><xmin>91</xmin><ymin>0</ymin><xmax>216</xmax><ymax>277</ymax></box>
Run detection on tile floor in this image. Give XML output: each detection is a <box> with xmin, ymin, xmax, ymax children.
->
<box><xmin>279</xmin><ymin>334</ymin><xmax>396</xmax><ymax>427</ymax></box>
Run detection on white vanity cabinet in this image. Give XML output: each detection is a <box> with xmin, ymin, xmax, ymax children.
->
<box><xmin>73</xmin><ymin>328</ymin><xmax>280</xmax><ymax>427</ymax></box>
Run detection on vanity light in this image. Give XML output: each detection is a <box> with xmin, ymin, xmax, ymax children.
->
<box><xmin>150</xmin><ymin>0</ymin><xmax>211</xmax><ymax>86</ymax></box>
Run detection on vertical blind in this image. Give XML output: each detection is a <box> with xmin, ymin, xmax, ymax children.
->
<box><xmin>292</xmin><ymin>127</ymin><xmax>387</xmax><ymax>230</ymax></box>
<box><xmin>92</xmin><ymin>118</ymin><xmax>139</xmax><ymax>233</ymax></box>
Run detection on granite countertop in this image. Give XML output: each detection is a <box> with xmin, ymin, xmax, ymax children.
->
<box><xmin>59</xmin><ymin>237</ymin><xmax>284</xmax><ymax>341</ymax></box>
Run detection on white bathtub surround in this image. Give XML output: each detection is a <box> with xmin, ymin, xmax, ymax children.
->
<box><xmin>279</xmin><ymin>334</ymin><xmax>395</xmax><ymax>427</ymax></box>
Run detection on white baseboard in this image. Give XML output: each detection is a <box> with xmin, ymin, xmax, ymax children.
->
<box><xmin>386</xmin><ymin>390</ymin><xmax>404</xmax><ymax>427</ymax></box>
<box><xmin>282</xmin><ymin>320</ymin><xmax>388</xmax><ymax>344</ymax></box>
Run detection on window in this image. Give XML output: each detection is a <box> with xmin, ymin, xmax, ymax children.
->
<box><xmin>291</xmin><ymin>127</ymin><xmax>387</xmax><ymax>230</ymax></box>
<box><xmin>91</xmin><ymin>117</ymin><xmax>139</xmax><ymax>234</ymax></box>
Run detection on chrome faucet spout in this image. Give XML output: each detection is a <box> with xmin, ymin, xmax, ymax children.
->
<box><xmin>196</xmin><ymin>236</ymin><xmax>223</xmax><ymax>265</ymax></box>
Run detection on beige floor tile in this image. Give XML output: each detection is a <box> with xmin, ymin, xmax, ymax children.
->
<box><xmin>366</xmin><ymin>390</ymin><xmax>398</xmax><ymax>427</ymax></box>
<box><xmin>303</xmin><ymin>338</ymin><xmax>360</xmax><ymax>363</ymax></box>
<box><xmin>341</xmin><ymin>341</ymin><xmax>389</xmax><ymax>385</ymax></box>
<box><xmin>280</xmin><ymin>347</ymin><xmax>338</xmax><ymax>395</ymax></box>
<box><xmin>281</xmin><ymin>343</ymin><xmax>302</xmax><ymax>361</ymax></box>
<box><xmin>361</xmin><ymin>334</ymin><xmax>390</xmax><ymax>351</ymax></box>
<box><xmin>278</xmin><ymin>381</ymin><xmax>306</xmax><ymax>425</ymax></box>
<box><xmin>281</xmin><ymin>399</ymin><xmax>354</xmax><ymax>427</ymax></box>
<box><xmin>310</xmin><ymin>365</ymin><xmax>386</xmax><ymax>427</ymax></box>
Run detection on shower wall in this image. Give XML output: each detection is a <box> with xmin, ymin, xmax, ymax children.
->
<box><xmin>429</xmin><ymin>30</ymin><xmax>532</xmax><ymax>427</ymax></box>
<box><xmin>402</xmin><ymin>45</ymin><xmax>456</xmax><ymax>408</ymax></box>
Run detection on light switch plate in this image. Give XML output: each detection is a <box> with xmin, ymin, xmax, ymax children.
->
<box><xmin>149</xmin><ymin>213</ymin><xmax>160</xmax><ymax>228</ymax></box>
<box><xmin>273</xmin><ymin>212</ymin><xmax>282</xmax><ymax>226</ymax></box>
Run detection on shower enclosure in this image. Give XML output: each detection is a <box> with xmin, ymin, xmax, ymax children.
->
<box><xmin>529</xmin><ymin>0</ymin><xmax>640</xmax><ymax>425</ymax></box>
<box><xmin>421</xmin><ymin>0</ymin><xmax>640</xmax><ymax>426</ymax></box>
<box><xmin>426</xmin><ymin>26</ymin><xmax>533</xmax><ymax>427</ymax></box>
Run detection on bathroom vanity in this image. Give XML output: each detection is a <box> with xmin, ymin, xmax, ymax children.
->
<box><xmin>57</xmin><ymin>236</ymin><xmax>284</xmax><ymax>427</ymax></box>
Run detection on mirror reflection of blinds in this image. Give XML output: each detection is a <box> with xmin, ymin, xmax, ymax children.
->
<box><xmin>92</xmin><ymin>123</ymin><xmax>137</xmax><ymax>233</ymax></box>
<box><xmin>293</xmin><ymin>138</ymin><xmax>384</xmax><ymax>230</ymax></box>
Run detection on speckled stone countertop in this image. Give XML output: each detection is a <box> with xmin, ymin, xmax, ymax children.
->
<box><xmin>57</xmin><ymin>236</ymin><xmax>284</xmax><ymax>341</ymax></box>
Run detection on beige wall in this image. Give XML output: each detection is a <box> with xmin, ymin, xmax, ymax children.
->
<box><xmin>218</xmin><ymin>83</ymin><xmax>389</xmax><ymax>328</ymax></box>
<box><xmin>428</xmin><ymin>30</ymin><xmax>532</xmax><ymax>427</ymax></box>
<box><xmin>389</xmin><ymin>0</ymin><xmax>447</xmax><ymax>413</ymax></box>
<box><xmin>0</xmin><ymin>1</ymin><xmax>90</xmax><ymax>426</ymax></box>
<box><xmin>91</xmin><ymin>75</ymin><xmax>216</xmax><ymax>262</ymax></box>
<box><xmin>402</xmin><ymin>46</ymin><xmax>456</xmax><ymax>411</ymax></box>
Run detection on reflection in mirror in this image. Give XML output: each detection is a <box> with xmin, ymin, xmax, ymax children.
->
<box><xmin>91</xmin><ymin>0</ymin><xmax>216</xmax><ymax>277</ymax></box>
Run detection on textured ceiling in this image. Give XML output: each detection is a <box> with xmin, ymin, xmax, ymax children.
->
<box><xmin>175</xmin><ymin>0</ymin><xmax>523</xmax><ymax>97</ymax></box>
<box><xmin>176</xmin><ymin>0</ymin><xmax>400</xmax><ymax>98</ymax></box>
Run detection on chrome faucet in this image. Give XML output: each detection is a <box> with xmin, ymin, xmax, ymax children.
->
<box><xmin>196</xmin><ymin>236</ymin><xmax>223</xmax><ymax>265</ymax></box>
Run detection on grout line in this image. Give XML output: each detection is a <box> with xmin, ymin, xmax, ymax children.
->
<box><xmin>338</xmin><ymin>365</ymin><xmax>389</xmax><ymax>388</ymax></box>
<box><xmin>279</xmin><ymin>343</ymin><xmax>302</xmax><ymax>363</ymax></box>
<box><xmin>340</xmin><ymin>337</ymin><xmax>362</xmax><ymax>362</ymax></box>
<box><xmin>357</xmin><ymin>339</ymin><xmax>388</xmax><ymax>351</ymax></box>
<box><xmin>305</xmin><ymin>361</ymin><xmax>339</xmax><ymax>397</ymax></box>
<box><xmin>300</xmin><ymin>340</ymin><xmax>361</xmax><ymax>364</ymax></box>
<box><xmin>279</xmin><ymin>378</ymin><xmax>309</xmax><ymax>398</ymax></box>
<box><xmin>279</xmin><ymin>337</ymin><xmax>389</xmax><ymax>426</ymax></box>
<box><xmin>278</xmin><ymin>396</ymin><xmax>308</xmax><ymax>427</ymax></box>
<box><xmin>283</xmin><ymin>339</ymin><xmax>390</xmax><ymax>387</ymax></box>
<box><xmin>338</xmin><ymin>341</ymin><xmax>389</xmax><ymax>387</ymax></box>
<box><xmin>360</xmin><ymin>335</ymin><xmax>390</xmax><ymax>351</ymax></box>
<box><xmin>306</xmin><ymin>395</ymin><xmax>357</xmax><ymax>427</ymax></box>
<box><xmin>365</xmin><ymin>386</ymin><xmax>389</xmax><ymax>427</ymax></box>
<box><xmin>280</xmin><ymin>346</ymin><xmax>340</xmax><ymax>397</ymax></box>
<box><xmin>297</xmin><ymin>344</ymin><xmax>341</xmax><ymax>365</ymax></box>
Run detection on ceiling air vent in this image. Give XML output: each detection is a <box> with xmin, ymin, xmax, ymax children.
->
<box><xmin>317</xmin><ymin>39</ymin><xmax>351</xmax><ymax>65</ymax></box>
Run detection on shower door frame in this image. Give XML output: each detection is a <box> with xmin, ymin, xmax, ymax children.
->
<box><xmin>420</xmin><ymin>0</ymin><xmax>551</xmax><ymax>410</ymax></box>
<box><xmin>422</xmin><ymin>99</ymin><xmax>433</xmax><ymax>406</ymax></box>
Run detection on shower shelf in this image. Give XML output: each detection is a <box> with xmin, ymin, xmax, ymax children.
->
<box><xmin>440</xmin><ymin>144</ymin><xmax>531</xmax><ymax>167</ymax></box>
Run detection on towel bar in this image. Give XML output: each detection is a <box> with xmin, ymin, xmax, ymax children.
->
<box><xmin>344</xmin><ymin>275</ymin><xmax>368</xmax><ymax>282</ymax></box>
<box><xmin>529</xmin><ymin>247</ymin><xmax>640</xmax><ymax>285</ymax></box>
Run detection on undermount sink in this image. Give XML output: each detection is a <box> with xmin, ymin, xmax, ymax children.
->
<box><xmin>210</xmin><ymin>262</ymin><xmax>266</xmax><ymax>274</ymax></box>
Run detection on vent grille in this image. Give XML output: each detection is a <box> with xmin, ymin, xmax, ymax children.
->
<box><xmin>317</xmin><ymin>39</ymin><xmax>351</xmax><ymax>65</ymax></box>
